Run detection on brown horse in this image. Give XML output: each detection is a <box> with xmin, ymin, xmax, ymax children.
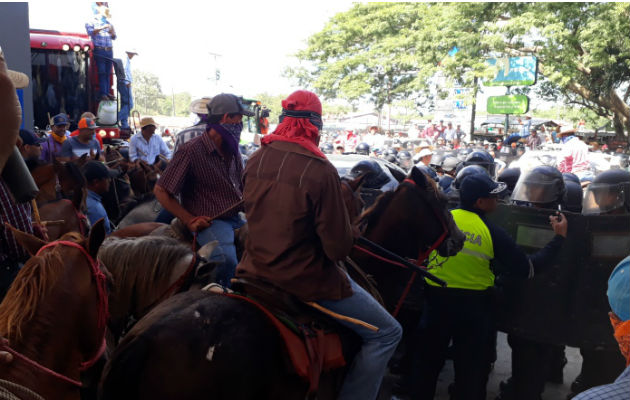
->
<box><xmin>0</xmin><ymin>220</ymin><xmax>108</xmax><ymax>400</ymax></box>
<box><xmin>98</xmin><ymin>236</ymin><xmax>217</xmax><ymax>344</ymax></box>
<box><xmin>28</xmin><ymin>161</ymin><xmax>58</xmax><ymax>205</ymax></box>
<box><xmin>99</xmin><ymin>166</ymin><xmax>465</xmax><ymax>400</ymax></box>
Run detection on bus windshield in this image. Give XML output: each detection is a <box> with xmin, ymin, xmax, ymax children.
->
<box><xmin>31</xmin><ymin>49</ymin><xmax>90</xmax><ymax>130</ymax></box>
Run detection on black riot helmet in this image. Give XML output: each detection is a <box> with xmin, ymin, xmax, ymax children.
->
<box><xmin>562</xmin><ymin>172</ymin><xmax>580</xmax><ymax>185</ymax></box>
<box><xmin>463</xmin><ymin>150</ymin><xmax>496</xmax><ymax>177</ymax></box>
<box><xmin>511</xmin><ymin>166</ymin><xmax>566</xmax><ymax>209</ymax></box>
<box><xmin>497</xmin><ymin>167</ymin><xmax>521</xmax><ymax>195</ymax></box>
<box><xmin>384</xmin><ymin>148</ymin><xmax>398</xmax><ymax>158</ymax></box>
<box><xmin>397</xmin><ymin>150</ymin><xmax>413</xmax><ymax>170</ymax></box>
<box><xmin>453</xmin><ymin>165</ymin><xmax>490</xmax><ymax>190</ymax></box>
<box><xmin>582</xmin><ymin>169</ymin><xmax>630</xmax><ymax>215</ymax></box>
<box><xmin>356</xmin><ymin>142</ymin><xmax>370</xmax><ymax>155</ymax></box>
<box><xmin>346</xmin><ymin>160</ymin><xmax>389</xmax><ymax>190</ymax></box>
<box><xmin>457</xmin><ymin>148</ymin><xmax>473</xmax><ymax>161</ymax></box>
<box><xmin>321</xmin><ymin>142</ymin><xmax>334</xmax><ymax>154</ymax></box>
<box><xmin>563</xmin><ymin>180</ymin><xmax>583</xmax><ymax>213</ymax></box>
<box><xmin>416</xmin><ymin>165</ymin><xmax>439</xmax><ymax>183</ymax></box>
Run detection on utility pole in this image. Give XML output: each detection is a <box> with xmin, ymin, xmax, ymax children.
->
<box><xmin>208</xmin><ymin>52</ymin><xmax>222</xmax><ymax>91</ymax></box>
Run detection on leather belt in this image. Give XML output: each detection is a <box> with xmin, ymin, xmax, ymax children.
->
<box><xmin>94</xmin><ymin>46</ymin><xmax>112</xmax><ymax>51</ymax></box>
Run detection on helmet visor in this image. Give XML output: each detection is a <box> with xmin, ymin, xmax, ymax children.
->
<box><xmin>511</xmin><ymin>178</ymin><xmax>563</xmax><ymax>205</ymax></box>
<box><xmin>582</xmin><ymin>183</ymin><xmax>628</xmax><ymax>215</ymax></box>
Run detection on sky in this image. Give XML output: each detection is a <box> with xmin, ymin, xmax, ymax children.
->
<box><xmin>27</xmin><ymin>0</ymin><xmax>354</xmax><ymax>98</ymax></box>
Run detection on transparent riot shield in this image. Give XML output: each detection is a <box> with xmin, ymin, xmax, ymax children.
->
<box><xmin>487</xmin><ymin>204</ymin><xmax>629</xmax><ymax>350</ymax></box>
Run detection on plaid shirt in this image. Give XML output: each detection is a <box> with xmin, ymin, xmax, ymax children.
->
<box><xmin>157</xmin><ymin>133</ymin><xmax>243</xmax><ymax>218</ymax></box>
<box><xmin>0</xmin><ymin>178</ymin><xmax>33</xmax><ymax>264</ymax></box>
<box><xmin>573</xmin><ymin>365</ymin><xmax>629</xmax><ymax>400</ymax></box>
<box><xmin>85</xmin><ymin>20</ymin><xmax>116</xmax><ymax>48</ymax></box>
<box><xmin>174</xmin><ymin>123</ymin><xmax>206</xmax><ymax>153</ymax></box>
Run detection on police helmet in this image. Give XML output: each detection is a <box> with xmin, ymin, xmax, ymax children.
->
<box><xmin>457</xmin><ymin>148</ymin><xmax>473</xmax><ymax>161</ymax></box>
<box><xmin>497</xmin><ymin>167</ymin><xmax>521</xmax><ymax>195</ymax></box>
<box><xmin>356</xmin><ymin>142</ymin><xmax>370</xmax><ymax>155</ymax></box>
<box><xmin>439</xmin><ymin>175</ymin><xmax>454</xmax><ymax>193</ymax></box>
<box><xmin>562</xmin><ymin>172</ymin><xmax>580</xmax><ymax>185</ymax></box>
<box><xmin>384</xmin><ymin>154</ymin><xmax>397</xmax><ymax>164</ymax></box>
<box><xmin>563</xmin><ymin>180</ymin><xmax>583</xmax><ymax>213</ymax></box>
<box><xmin>429</xmin><ymin>153</ymin><xmax>444</xmax><ymax>170</ymax></box>
<box><xmin>397</xmin><ymin>150</ymin><xmax>413</xmax><ymax>170</ymax></box>
<box><xmin>346</xmin><ymin>160</ymin><xmax>389</xmax><ymax>190</ymax></box>
<box><xmin>384</xmin><ymin>148</ymin><xmax>398</xmax><ymax>158</ymax></box>
<box><xmin>463</xmin><ymin>150</ymin><xmax>496</xmax><ymax>177</ymax></box>
<box><xmin>511</xmin><ymin>166</ymin><xmax>566</xmax><ymax>208</ymax></box>
<box><xmin>441</xmin><ymin>156</ymin><xmax>459</xmax><ymax>174</ymax></box>
<box><xmin>453</xmin><ymin>165</ymin><xmax>490</xmax><ymax>190</ymax></box>
<box><xmin>321</xmin><ymin>142</ymin><xmax>334</xmax><ymax>154</ymax></box>
<box><xmin>582</xmin><ymin>169</ymin><xmax>630</xmax><ymax>215</ymax></box>
<box><xmin>416</xmin><ymin>165</ymin><xmax>439</xmax><ymax>183</ymax></box>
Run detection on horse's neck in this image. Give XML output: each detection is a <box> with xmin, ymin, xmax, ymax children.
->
<box><xmin>2</xmin><ymin>316</ymin><xmax>83</xmax><ymax>400</ymax></box>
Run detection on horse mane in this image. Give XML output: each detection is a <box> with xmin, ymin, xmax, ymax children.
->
<box><xmin>0</xmin><ymin>232</ymin><xmax>84</xmax><ymax>341</ymax></box>
<box><xmin>357</xmin><ymin>190</ymin><xmax>397</xmax><ymax>231</ymax></box>
<box><xmin>98</xmin><ymin>236</ymin><xmax>192</xmax><ymax>319</ymax></box>
<box><xmin>66</xmin><ymin>161</ymin><xmax>86</xmax><ymax>187</ymax></box>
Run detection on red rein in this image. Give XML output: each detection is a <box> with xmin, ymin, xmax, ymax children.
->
<box><xmin>354</xmin><ymin>178</ymin><xmax>449</xmax><ymax>317</ymax></box>
<box><xmin>0</xmin><ymin>241</ymin><xmax>109</xmax><ymax>388</ymax></box>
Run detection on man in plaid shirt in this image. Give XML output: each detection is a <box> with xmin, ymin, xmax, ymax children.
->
<box><xmin>155</xmin><ymin>94</ymin><xmax>253</xmax><ymax>287</ymax></box>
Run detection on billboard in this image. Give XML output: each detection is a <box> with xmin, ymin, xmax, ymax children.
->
<box><xmin>485</xmin><ymin>56</ymin><xmax>538</xmax><ymax>86</ymax></box>
<box><xmin>487</xmin><ymin>95</ymin><xmax>529</xmax><ymax>114</ymax></box>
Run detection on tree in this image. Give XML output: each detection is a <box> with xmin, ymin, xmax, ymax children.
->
<box><xmin>132</xmin><ymin>70</ymin><xmax>164</xmax><ymax>116</ymax></box>
<box><xmin>157</xmin><ymin>92</ymin><xmax>192</xmax><ymax>117</ymax></box>
<box><xmin>252</xmin><ymin>92</ymin><xmax>287</xmax><ymax>123</ymax></box>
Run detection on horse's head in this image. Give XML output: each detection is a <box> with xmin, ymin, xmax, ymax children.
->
<box><xmin>29</xmin><ymin>162</ymin><xmax>57</xmax><ymax>204</ymax></box>
<box><xmin>340</xmin><ymin>174</ymin><xmax>367</xmax><ymax>222</ymax></box>
<box><xmin>404</xmin><ymin>166</ymin><xmax>465</xmax><ymax>258</ymax></box>
<box><xmin>0</xmin><ymin>220</ymin><xmax>110</xmax><ymax>381</ymax></box>
<box><xmin>105</xmin><ymin>146</ymin><xmax>129</xmax><ymax>174</ymax></box>
<box><xmin>54</xmin><ymin>159</ymin><xmax>87</xmax><ymax>210</ymax></box>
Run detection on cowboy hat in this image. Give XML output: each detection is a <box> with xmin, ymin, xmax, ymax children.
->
<box><xmin>560</xmin><ymin>126</ymin><xmax>576</xmax><ymax>135</ymax></box>
<box><xmin>189</xmin><ymin>97</ymin><xmax>212</xmax><ymax>115</ymax></box>
<box><xmin>139</xmin><ymin>117</ymin><xmax>159</xmax><ymax>129</ymax></box>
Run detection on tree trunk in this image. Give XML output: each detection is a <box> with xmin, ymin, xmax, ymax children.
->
<box><xmin>469</xmin><ymin>76</ymin><xmax>479</xmax><ymax>142</ymax></box>
<box><xmin>612</xmin><ymin>114</ymin><xmax>626</xmax><ymax>141</ymax></box>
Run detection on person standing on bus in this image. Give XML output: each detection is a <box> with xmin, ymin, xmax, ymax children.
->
<box><xmin>86</xmin><ymin>3</ymin><xmax>117</xmax><ymax>101</ymax></box>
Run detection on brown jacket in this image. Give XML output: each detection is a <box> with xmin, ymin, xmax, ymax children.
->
<box><xmin>236</xmin><ymin>141</ymin><xmax>353</xmax><ymax>301</ymax></box>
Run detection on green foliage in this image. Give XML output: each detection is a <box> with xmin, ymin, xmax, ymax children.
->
<box><xmin>534</xmin><ymin>106</ymin><xmax>610</xmax><ymax>130</ymax></box>
<box><xmin>132</xmin><ymin>69</ymin><xmax>192</xmax><ymax>117</ymax></box>
<box><xmin>157</xmin><ymin>92</ymin><xmax>192</xmax><ymax>117</ymax></box>
<box><xmin>252</xmin><ymin>92</ymin><xmax>287</xmax><ymax>123</ymax></box>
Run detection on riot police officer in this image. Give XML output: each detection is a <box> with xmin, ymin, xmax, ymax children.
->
<box><xmin>416</xmin><ymin>164</ymin><xmax>439</xmax><ymax>183</ymax></box>
<box><xmin>439</xmin><ymin>156</ymin><xmax>459</xmax><ymax>194</ymax></box>
<box><xmin>355</xmin><ymin>142</ymin><xmax>370</xmax><ymax>156</ymax></box>
<box><xmin>510</xmin><ymin>166</ymin><xmax>567</xmax><ymax>209</ymax></box>
<box><xmin>497</xmin><ymin>167</ymin><xmax>521</xmax><ymax>198</ymax></box>
<box><xmin>463</xmin><ymin>150</ymin><xmax>497</xmax><ymax>178</ymax></box>
<box><xmin>383</xmin><ymin>148</ymin><xmax>398</xmax><ymax>164</ymax></box>
<box><xmin>320</xmin><ymin>142</ymin><xmax>334</xmax><ymax>155</ymax></box>
<box><xmin>407</xmin><ymin>174</ymin><xmax>567</xmax><ymax>400</ymax></box>
<box><xmin>397</xmin><ymin>150</ymin><xmax>413</xmax><ymax>171</ymax></box>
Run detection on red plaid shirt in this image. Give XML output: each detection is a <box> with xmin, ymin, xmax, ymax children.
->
<box><xmin>157</xmin><ymin>133</ymin><xmax>244</xmax><ymax>218</ymax></box>
<box><xmin>0</xmin><ymin>178</ymin><xmax>33</xmax><ymax>264</ymax></box>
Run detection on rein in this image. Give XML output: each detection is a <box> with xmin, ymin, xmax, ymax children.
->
<box><xmin>0</xmin><ymin>240</ymin><xmax>109</xmax><ymax>388</ymax></box>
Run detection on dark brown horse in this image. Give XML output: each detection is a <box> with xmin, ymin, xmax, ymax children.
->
<box><xmin>0</xmin><ymin>221</ymin><xmax>108</xmax><ymax>400</ymax></box>
<box><xmin>99</xmin><ymin>167</ymin><xmax>465</xmax><ymax>400</ymax></box>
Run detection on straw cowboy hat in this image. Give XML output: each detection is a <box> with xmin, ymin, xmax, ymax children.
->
<box><xmin>139</xmin><ymin>117</ymin><xmax>159</xmax><ymax>129</ymax></box>
<box><xmin>189</xmin><ymin>97</ymin><xmax>213</xmax><ymax>115</ymax></box>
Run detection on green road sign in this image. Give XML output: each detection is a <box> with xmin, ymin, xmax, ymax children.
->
<box><xmin>485</xmin><ymin>56</ymin><xmax>538</xmax><ymax>87</ymax></box>
<box><xmin>487</xmin><ymin>95</ymin><xmax>529</xmax><ymax>114</ymax></box>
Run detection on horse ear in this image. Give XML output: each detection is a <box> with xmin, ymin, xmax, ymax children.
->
<box><xmin>87</xmin><ymin>219</ymin><xmax>107</xmax><ymax>259</ymax></box>
<box><xmin>344</xmin><ymin>174</ymin><xmax>366</xmax><ymax>193</ymax></box>
<box><xmin>408</xmin><ymin>166</ymin><xmax>428</xmax><ymax>188</ymax></box>
<box><xmin>6</xmin><ymin>223</ymin><xmax>46</xmax><ymax>255</ymax></box>
<box><xmin>197</xmin><ymin>240</ymin><xmax>219</xmax><ymax>260</ymax></box>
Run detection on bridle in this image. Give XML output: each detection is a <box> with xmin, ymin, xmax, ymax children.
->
<box><xmin>0</xmin><ymin>241</ymin><xmax>109</xmax><ymax>388</ymax></box>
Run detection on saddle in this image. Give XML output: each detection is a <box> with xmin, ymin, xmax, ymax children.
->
<box><xmin>229</xmin><ymin>278</ymin><xmax>355</xmax><ymax>393</ymax></box>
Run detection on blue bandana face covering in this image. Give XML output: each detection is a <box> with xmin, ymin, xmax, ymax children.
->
<box><xmin>209</xmin><ymin>123</ymin><xmax>243</xmax><ymax>157</ymax></box>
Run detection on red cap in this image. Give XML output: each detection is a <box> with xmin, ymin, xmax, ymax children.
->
<box><xmin>78</xmin><ymin>118</ymin><xmax>98</xmax><ymax>129</ymax></box>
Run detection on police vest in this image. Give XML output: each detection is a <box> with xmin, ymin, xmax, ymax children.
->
<box><xmin>427</xmin><ymin>209</ymin><xmax>495</xmax><ymax>290</ymax></box>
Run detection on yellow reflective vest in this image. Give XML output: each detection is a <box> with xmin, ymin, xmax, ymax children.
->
<box><xmin>427</xmin><ymin>209</ymin><xmax>495</xmax><ymax>290</ymax></box>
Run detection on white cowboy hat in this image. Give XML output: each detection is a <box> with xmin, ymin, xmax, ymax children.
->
<box><xmin>189</xmin><ymin>97</ymin><xmax>213</xmax><ymax>115</ymax></box>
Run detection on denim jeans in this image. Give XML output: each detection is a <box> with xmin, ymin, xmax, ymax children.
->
<box><xmin>196</xmin><ymin>215</ymin><xmax>245</xmax><ymax>287</ymax></box>
<box><xmin>316</xmin><ymin>276</ymin><xmax>402</xmax><ymax>400</ymax></box>
<box><xmin>155</xmin><ymin>207</ymin><xmax>174</xmax><ymax>224</ymax></box>
<box><xmin>118</xmin><ymin>84</ymin><xmax>131</xmax><ymax>128</ymax></box>
<box><xmin>93</xmin><ymin>48</ymin><xmax>113</xmax><ymax>98</ymax></box>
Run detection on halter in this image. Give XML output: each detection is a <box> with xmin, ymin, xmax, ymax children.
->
<box><xmin>0</xmin><ymin>240</ymin><xmax>109</xmax><ymax>388</ymax></box>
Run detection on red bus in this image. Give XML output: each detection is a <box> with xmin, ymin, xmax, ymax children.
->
<box><xmin>30</xmin><ymin>29</ymin><xmax>120</xmax><ymax>140</ymax></box>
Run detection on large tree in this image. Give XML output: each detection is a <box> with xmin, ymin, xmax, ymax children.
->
<box><xmin>291</xmin><ymin>2</ymin><xmax>630</xmax><ymax>140</ymax></box>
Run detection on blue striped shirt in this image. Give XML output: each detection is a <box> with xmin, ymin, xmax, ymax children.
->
<box><xmin>573</xmin><ymin>365</ymin><xmax>630</xmax><ymax>400</ymax></box>
<box><xmin>85</xmin><ymin>20</ymin><xmax>116</xmax><ymax>48</ymax></box>
<box><xmin>129</xmin><ymin>132</ymin><xmax>172</xmax><ymax>163</ymax></box>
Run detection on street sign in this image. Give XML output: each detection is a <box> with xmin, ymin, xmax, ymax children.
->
<box><xmin>485</xmin><ymin>56</ymin><xmax>538</xmax><ymax>86</ymax></box>
<box><xmin>487</xmin><ymin>95</ymin><xmax>529</xmax><ymax>114</ymax></box>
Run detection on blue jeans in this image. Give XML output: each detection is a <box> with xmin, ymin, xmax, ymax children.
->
<box><xmin>93</xmin><ymin>48</ymin><xmax>113</xmax><ymax>98</ymax></box>
<box><xmin>316</xmin><ymin>276</ymin><xmax>402</xmax><ymax>400</ymax></box>
<box><xmin>196</xmin><ymin>215</ymin><xmax>245</xmax><ymax>288</ymax></box>
<box><xmin>118</xmin><ymin>84</ymin><xmax>131</xmax><ymax>128</ymax></box>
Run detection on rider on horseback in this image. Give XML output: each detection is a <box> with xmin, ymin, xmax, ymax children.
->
<box><xmin>236</xmin><ymin>90</ymin><xmax>402</xmax><ymax>400</ymax></box>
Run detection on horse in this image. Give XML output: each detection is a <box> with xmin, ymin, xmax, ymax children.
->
<box><xmin>98</xmin><ymin>236</ymin><xmax>217</xmax><ymax>345</ymax></box>
<box><xmin>27</xmin><ymin>161</ymin><xmax>57</xmax><ymax>205</ymax></box>
<box><xmin>0</xmin><ymin>220</ymin><xmax>108</xmax><ymax>400</ymax></box>
<box><xmin>99</xmin><ymin>166</ymin><xmax>465</xmax><ymax>400</ymax></box>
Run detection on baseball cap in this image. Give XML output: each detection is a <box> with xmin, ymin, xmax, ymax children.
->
<box><xmin>19</xmin><ymin>129</ymin><xmax>44</xmax><ymax>146</ymax></box>
<box><xmin>460</xmin><ymin>174</ymin><xmax>507</xmax><ymax>206</ymax></box>
<box><xmin>139</xmin><ymin>117</ymin><xmax>158</xmax><ymax>129</ymax></box>
<box><xmin>81</xmin><ymin>161</ymin><xmax>119</xmax><ymax>181</ymax></box>
<box><xmin>207</xmin><ymin>93</ymin><xmax>254</xmax><ymax>117</ymax></box>
<box><xmin>608</xmin><ymin>256</ymin><xmax>630</xmax><ymax>321</ymax></box>
<box><xmin>52</xmin><ymin>113</ymin><xmax>70</xmax><ymax>126</ymax></box>
<box><xmin>78</xmin><ymin>117</ymin><xmax>98</xmax><ymax>129</ymax></box>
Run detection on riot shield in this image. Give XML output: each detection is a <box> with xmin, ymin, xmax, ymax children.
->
<box><xmin>487</xmin><ymin>204</ymin><xmax>629</xmax><ymax>350</ymax></box>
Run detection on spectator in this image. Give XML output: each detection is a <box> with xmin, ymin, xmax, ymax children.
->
<box><xmin>86</xmin><ymin>3</ymin><xmax>117</xmax><ymax>100</ymax></box>
<box><xmin>17</xmin><ymin>129</ymin><xmax>43</xmax><ymax>162</ymax></box>
<box><xmin>70</xmin><ymin>112</ymin><xmax>103</xmax><ymax>149</ymax></box>
<box><xmin>129</xmin><ymin>117</ymin><xmax>172</xmax><ymax>164</ymax></box>
<box><xmin>444</xmin><ymin>122</ymin><xmax>457</xmax><ymax>142</ymax></box>
<box><xmin>415</xmin><ymin>148</ymin><xmax>433</xmax><ymax>166</ymax></box>
<box><xmin>58</xmin><ymin>118</ymin><xmax>103</xmax><ymax>161</ymax></box>
<box><xmin>82</xmin><ymin>160</ymin><xmax>116</xmax><ymax>234</ymax></box>
<box><xmin>41</xmin><ymin>113</ymin><xmax>70</xmax><ymax>163</ymax></box>
<box><xmin>526</xmin><ymin>129</ymin><xmax>542</xmax><ymax>150</ymax></box>
<box><xmin>421</xmin><ymin>120</ymin><xmax>435</xmax><ymax>140</ymax></box>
